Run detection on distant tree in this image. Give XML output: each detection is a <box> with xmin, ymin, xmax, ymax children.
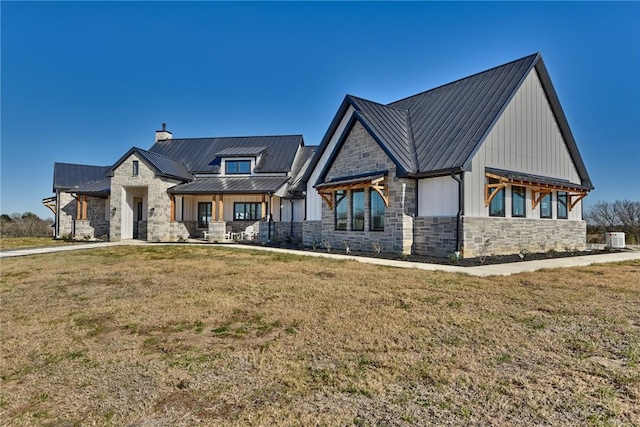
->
<box><xmin>586</xmin><ymin>200</ymin><xmax>640</xmax><ymax>244</ymax></box>
<box><xmin>0</xmin><ymin>212</ymin><xmax>53</xmax><ymax>238</ymax></box>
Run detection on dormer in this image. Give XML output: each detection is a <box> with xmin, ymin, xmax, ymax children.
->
<box><xmin>215</xmin><ymin>146</ymin><xmax>268</xmax><ymax>176</ymax></box>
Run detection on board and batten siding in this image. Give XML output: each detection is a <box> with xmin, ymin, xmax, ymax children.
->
<box><xmin>465</xmin><ymin>68</ymin><xmax>582</xmax><ymax>219</ymax></box>
<box><xmin>306</xmin><ymin>105</ymin><xmax>356</xmax><ymax>221</ymax></box>
<box><xmin>417</xmin><ymin>176</ymin><xmax>458</xmax><ymax>216</ymax></box>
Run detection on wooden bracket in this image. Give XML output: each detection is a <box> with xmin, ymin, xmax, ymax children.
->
<box><xmin>485</xmin><ymin>183</ymin><xmax>506</xmax><ymax>207</ymax></box>
<box><xmin>568</xmin><ymin>192</ymin><xmax>586</xmax><ymax>211</ymax></box>
<box><xmin>371</xmin><ymin>177</ymin><xmax>389</xmax><ymax>207</ymax></box>
<box><xmin>319</xmin><ymin>192</ymin><xmax>334</xmax><ymax>210</ymax></box>
<box><xmin>531</xmin><ymin>189</ymin><xmax>552</xmax><ymax>210</ymax></box>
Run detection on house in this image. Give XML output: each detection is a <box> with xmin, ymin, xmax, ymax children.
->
<box><xmin>44</xmin><ymin>127</ymin><xmax>315</xmax><ymax>242</ymax></box>
<box><xmin>302</xmin><ymin>53</ymin><xmax>593</xmax><ymax>257</ymax></box>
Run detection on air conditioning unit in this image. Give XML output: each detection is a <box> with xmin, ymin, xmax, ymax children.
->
<box><xmin>605</xmin><ymin>232</ymin><xmax>625</xmax><ymax>249</ymax></box>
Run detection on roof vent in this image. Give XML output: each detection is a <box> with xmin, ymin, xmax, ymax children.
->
<box><xmin>155</xmin><ymin>123</ymin><xmax>173</xmax><ymax>142</ymax></box>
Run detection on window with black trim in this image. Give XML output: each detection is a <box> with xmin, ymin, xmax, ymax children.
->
<box><xmin>335</xmin><ymin>190</ymin><xmax>347</xmax><ymax>230</ymax></box>
<box><xmin>225</xmin><ymin>160</ymin><xmax>251</xmax><ymax>175</ymax></box>
<box><xmin>557</xmin><ymin>191</ymin><xmax>568</xmax><ymax>219</ymax></box>
<box><xmin>370</xmin><ymin>191</ymin><xmax>385</xmax><ymax>231</ymax></box>
<box><xmin>234</xmin><ymin>202</ymin><xmax>261</xmax><ymax>220</ymax></box>
<box><xmin>488</xmin><ymin>178</ymin><xmax>505</xmax><ymax>217</ymax></box>
<box><xmin>198</xmin><ymin>202</ymin><xmax>212</xmax><ymax>228</ymax></box>
<box><xmin>351</xmin><ymin>190</ymin><xmax>364</xmax><ymax>231</ymax></box>
<box><xmin>132</xmin><ymin>160</ymin><xmax>139</xmax><ymax>176</ymax></box>
<box><xmin>512</xmin><ymin>186</ymin><xmax>526</xmax><ymax>218</ymax></box>
<box><xmin>540</xmin><ymin>193</ymin><xmax>552</xmax><ymax>218</ymax></box>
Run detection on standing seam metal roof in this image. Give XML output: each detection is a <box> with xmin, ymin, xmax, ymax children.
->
<box><xmin>149</xmin><ymin>135</ymin><xmax>304</xmax><ymax>174</ymax></box>
<box><xmin>53</xmin><ymin>163</ymin><xmax>111</xmax><ymax>192</ymax></box>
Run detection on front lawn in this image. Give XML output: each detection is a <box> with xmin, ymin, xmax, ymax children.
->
<box><xmin>1</xmin><ymin>246</ymin><xmax>638</xmax><ymax>426</ymax></box>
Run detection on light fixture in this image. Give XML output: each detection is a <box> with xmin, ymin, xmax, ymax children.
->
<box><xmin>111</xmin><ymin>207</ymin><xmax>117</xmax><ymax>216</ymax></box>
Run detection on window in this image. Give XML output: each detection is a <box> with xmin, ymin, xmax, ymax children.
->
<box><xmin>351</xmin><ymin>190</ymin><xmax>364</xmax><ymax>231</ymax></box>
<box><xmin>370</xmin><ymin>190</ymin><xmax>385</xmax><ymax>231</ymax></box>
<box><xmin>132</xmin><ymin>160</ymin><xmax>139</xmax><ymax>176</ymax></box>
<box><xmin>512</xmin><ymin>186</ymin><xmax>526</xmax><ymax>218</ymax></box>
<box><xmin>335</xmin><ymin>190</ymin><xmax>347</xmax><ymax>230</ymax></box>
<box><xmin>540</xmin><ymin>193</ymin><xmax>552</xmax><ymax>218</ymax></box>
<box><xmin>488</xmin><ymin>179</ymin><xmax>505</xmax><ymax>217</ymax></box>
<box><xmin>234</xmin><ymin>202</ymin><xmax>261</xmax><ymax>220</ymax></box>
<box><xmin>225</xmin><ymin>160</ymin><xmax>251</xmax><ymax>175</ymax></box>
<box><xmin>198</xmin><ymin>202</ymin><xmax>212</xmax><ymax>228</ymax></box>
<box><xmin>557</xmin><ymin>191</ymin><xmax>568</xmax><ymax>219</ymax></box>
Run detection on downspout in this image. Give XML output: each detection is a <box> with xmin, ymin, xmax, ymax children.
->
<box><xmin>268</xmin><ymin>193</ymin><xmax>273</xmax><ymax>242</ymax></box>
<box><xmin>413</xmin><ymin>178</ymin><xmax>419</xmax><ymax>255</ymax></box>
<box><xmin>55</xmin><ymin>189</ymin><xmax>60</xmax><ymax>238</ymax></box>
<box><xmin>451</xmin><ymin>171</ymin><xmax>464</xmax><ymax>254</ymax></box>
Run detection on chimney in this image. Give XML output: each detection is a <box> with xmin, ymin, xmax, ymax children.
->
<box><xmin>155</xmin><ymin>123</ymin><xmax>172</xmax><ymax>142</ymax></box>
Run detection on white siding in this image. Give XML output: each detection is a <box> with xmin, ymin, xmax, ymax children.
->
<box><xmin>465</xmin><ymin>68</ymin><xmax>583</xmax><ymax>218</ymax></box>
<box><xmin>418</xmin><ymin>176</ymin><xmax>458</xmax><ymax>216</ymax></box>
<box><xmin>306</xmin><ymin>105</ymin><xmax>356</xmax><ymax>220</ymax></box>
<box><xmin>281</xmin><ymin>198</ymin><xmax>305</xmax><ymax>222</ymax></box>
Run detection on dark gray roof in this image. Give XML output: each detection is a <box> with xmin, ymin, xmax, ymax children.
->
<box><xmin>149</xmin><ymin>135</ymin><xmax>304</xmax><ymax>174</ymax></box>
<box><xmin>168</xmin><ymin>176</ymin><xmax>289</xmax><ymax>194</ymax></box>
<box><xmin>486</xmin><ymin>167</ymin><xmax>591</xmax><ymax>191</ymax></box>
<box><xmin>53</xmin><ymin>163</ymin><xmax>110</xmax><ymax>192</ymax></box>
<box><xmin>74</xmin><ymin>178</ymin><xmax>111</xmax><ymax>196</ymax></box>
<box><xmin>215</xmin><ymin>146</ymin><xmax>268</xmax><ymax>157</ymax></box>
<box><xmin>307</xmin><ymin>53</ymin><xmax>593</xmax><ymax>190</ymax></box>
<box><xmin>287</xmin><ymin>145</ymin><xmax>317</xmax><ymax>193</ymax></box>
<box><xmin>316</xmin><ymin>170</ymin><xmax>388</xmax><ymax>189</ymax></box>
<box><xmin>106</xmin><ymin>147</ymin><xmax>193</xmax><ymax>182</ymax></box>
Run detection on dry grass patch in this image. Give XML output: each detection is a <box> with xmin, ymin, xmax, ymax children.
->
<box><xmin>1</xmin><ymin>245</ymin><xmax>639</xmax><ymax>426</ymax></box>
<box><xmin>0</xmin><ymin>237</ymin><xmax>82</xmax><ymax>251</ymax></box>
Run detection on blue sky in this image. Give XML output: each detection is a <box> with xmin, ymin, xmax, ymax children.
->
<box><xmin>2</xmin><ymin>1</ymin><xmax>639</xmax><ymax>219</ymax></box>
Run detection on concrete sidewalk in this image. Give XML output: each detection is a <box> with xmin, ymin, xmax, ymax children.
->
<box><xmin>1</xmin><ymin>240</ymin><xmax>639</xmax><ymax>277</ymax></box>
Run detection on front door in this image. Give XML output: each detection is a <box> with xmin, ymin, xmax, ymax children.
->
<box><xmin>133</xmin><ymin>200</ymin><xmax>143</xmax><ymax>239</ymax></box>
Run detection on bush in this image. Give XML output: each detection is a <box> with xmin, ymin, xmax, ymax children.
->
<box><xmin>0</xmin><ymin>212</ymin><xmax>53</xmax><ymax>238</ymax></box>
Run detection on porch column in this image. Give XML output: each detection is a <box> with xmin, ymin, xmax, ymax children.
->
<box><xmin>170</xmin><ymin>195</ymin><xmax>175</xmax><ymax>222</ymax></box>
<box><xmin>218</xmin><ymin>195</ymin><xmax>224</xmax><ymax>221</ymax></box>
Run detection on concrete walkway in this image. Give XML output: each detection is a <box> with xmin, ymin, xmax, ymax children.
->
<box><xmin>1</xmin><ymin>240</ymin><xmax>639</xmax><ymax>277</ymax></box>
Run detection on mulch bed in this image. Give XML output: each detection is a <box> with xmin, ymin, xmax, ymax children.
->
<box><xmin>239</xmin><ymin>241</ymin><xmax>617</xmax><ymax>267</ymax></box>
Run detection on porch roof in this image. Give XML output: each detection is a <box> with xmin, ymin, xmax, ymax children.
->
<box><xmin>315</xmin><ymin>170</ymin><xmax>388</xmax><ymax>190</ymax></box>
<box><xmin>485</xmin><ymin>167</ymin><xmax>591</xmax><ymax>191</ymax></box>
<box><xmin>168</xmin><ymin>176</ymin><xmax>289</xmax><ymax>194</ymax></box>
<box><xmin>73</xmin><ymin>178</ymin><xmax>111</xmax><ymax>196</ymax></box>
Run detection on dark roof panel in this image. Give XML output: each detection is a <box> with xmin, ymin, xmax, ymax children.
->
<box><xmin>168</xmin><ymin>176</ymin><xmax>289</xmax><ymax>194</ymax></box>
<box><xmin>215</xmin><ymin>146</ymin><xmax>268</xmax><ymax>157</ymax></box>
<box><xmin>486</xmin><ymin>167</ymin><xmax>591</xmax><ymax>191</ymax></box>
<box><xmin>149</xmin><ymin>135</ymin><xmax>303</xmax><ymax>174</ymax></box>
<box><xmin>135</xmin><ymin>149</ymin><xmax>194</xmax><ymax>181</ymax></box>
<box><xmin>53</xmin><ymin>163</ymin><xmax>110</xmax><ymax>191</ymax></box>
<box><xmin>74</xmin><ymin>178</ymin><xmax>111</xmax><ymax>196</ymax></box>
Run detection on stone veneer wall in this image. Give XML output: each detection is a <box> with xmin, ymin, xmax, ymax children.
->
<box><xmin>462</xmin><ymin>216</ymin><xmax>587</xmax><ymax>257</ymax></box>
<box><xmin>74</xmin><ymin>197</ymin><xmax>110</xmax><ymax>239</ymax></box>
<box><xmin>316</xmin><ymin>121</ymin><xmax>415</xmax><ymax>254</ymax></box>
<box><xmin>414</xmin><ymin>217</ymin><xmax>457</xmax><ymax>257</ymax></box>
<box><xmin>258</xmin><ymin>221</ymin><xmax>302</xmax><ymax>242</ymax></box>
<box><xmin>110</xmin><ymin>152</ymin><xmax>182</xmax><ymax>242</ymax></box>
<box><xmin>57</xmin><ymin>192</ymin><xmax>76</xmax><ymax>237</ymax></box>
<box><xmin>303</xmin><ymin>221</ymin><xmax>322</xmax><ymax>245</ymax></box>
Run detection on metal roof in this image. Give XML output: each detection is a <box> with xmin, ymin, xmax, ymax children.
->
<box><xmin>214</xmin><ymin>146</ymin><xmax>268</xmax><ymax>157</ymax></box>
<box><xmin>74</xmin><ymin>178</ymin><xmax>111</xmax><ymax>196</ymax></box>
<box><xmin>306</xmin><ymin>53</ymin><xmax>593</xmax><ymax>190</ymax></box>
<box><xmin>106</xmin><ymin>147</ymin><xmax>193</xmax><ymax>182</ymax></box>
<box><xmin>286</xmin><ymin>145</ymin><xmax>317</xmax><ymax>193</ymax></box>
<box><xmin>53</xmin><ymin>163</ymin><xmax>110</xmax><ymax>192</ymax></box>
<box><xmin>486</xmin><ymin>167</ymin><xmax>591</xmax><ymax>191</ymax></box>
<box><xmin>168</xmin><ymin>176</ymin><xmax>289</xmax><ymax>194</ymax></box>
<box><xmin>149</xmin><ymin>135</ymin><xmax>304</xmax><ymax>174</ymax></box>
<box><xmin>316</xmin><ymin>170</ymin><xmax>388</xmax><ymax>189</ymax></box>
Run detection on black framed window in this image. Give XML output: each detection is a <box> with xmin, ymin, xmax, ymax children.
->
<box><xmin>132</xmin><ymin>160</ymin><xmax>139</xmax><ymax>176</ymax></box>
<box><xmin>225</xmin><ymin>160</ymin><xmax>251</xmax><ymax>175</ymax></box>
<box><xmin>234</xmin><ymin>202</ymin><xmax>261</xmax><ymax>220</ymax></box>
<box><xmin>370</xmin><ymin>190</ymin><xmax>385</xmax><ymax>231</ymax></box>
<box><xmin>351</xmin><ymin>190</ymin><xmax>364</xmax><ymax>231</ymax></box>
<box><xmin>335</xmin><ymin>190</ymin><xmax>347</xmax><ymax>230</ymax></box>
<box><xmin>512</xmin><ymin>186</ymin><xmax>526</xmax><ymax>218</ymax></box>
<box><xmin>557</xmin><ymin>192</ymin><xmax>568</xmax><ymax>219</ymax></box>
<box><xmin>540</xmin><ymin>193</ymin><xmax>552</xmax><ymax>218</ymax></box>
<box><xmin>198</xmin><ymin>202</ymin><xmax>212</xmax><ymax>228</ymax></box>
<box><xmin>488</xmin><ymin>179</ymin><xmax>505</xmax><ymax>217</ymax></box>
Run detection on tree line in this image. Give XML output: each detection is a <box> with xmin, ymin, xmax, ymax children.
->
<box><xmin>0</xmin><ymin>212</ymin><xmax>53</xmax><ymax>238</ymax></box>
<box><xmin>585</xmin><ymin>200</ymin><xmax>640</xmax><ymax>244</ymax></box>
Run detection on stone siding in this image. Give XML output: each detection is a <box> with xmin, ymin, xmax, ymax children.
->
<box><xmin>315</xmin><ymin>120</ymin><xmax>415</xmax><ymax>254</ymax></box>
<box><xmin>414</xmin><ymin>217</ymin><xmax>458</xmax><ymax>257</ymax></box>
<box><xmin>303</xmin><ymin>221</ymin><xmax>322</xmax><ymax>245</ymax></box>
<box><xmin>462</xmin><ymin>216</ymin><xmax>587</xmax><ymax>257</ymax></box>
<box><xmin>57</xmin><ymin>192</ymin><xmax>76</xmax><ymax>238</ymax></box>
<box><xmin>110</xmin><ymin>152</ymin><xmax>182</xmax><ymax>242</ymax></box>
<box><xmin>258</xmin><ymin>221</ymin><xmax>302</xmax><ymax>242</ymax></box>
<box><xmin>74</xmin><ymin>197</ymin><xmax>110</xmax><ymax>239</ymax></box>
